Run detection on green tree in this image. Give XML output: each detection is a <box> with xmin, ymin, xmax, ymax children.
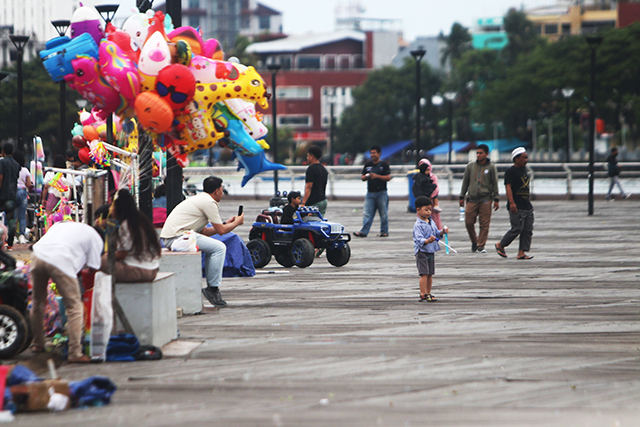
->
<box><xmin>0</xmin><ymin>59</ymin><xmax>82</xmax><ymax>157</ymax></box>
<box><xmin>440</xmin><ymin>23</ymin><xmax>472</xmax><ymax>68</ymax></box>
<box><xmin>335</xmin><ymin>61</ymin><xmax>442</xmax><ymax>154</ymax></box>
<box><xmin>502</xmin><ymin>9</ymin><xmax>542</xmax><ymax>66</ymax></box>
<box><xmin>227</xmin><ymin>35</ymin><xmax>258</xmax><ymax>67</ymax></box>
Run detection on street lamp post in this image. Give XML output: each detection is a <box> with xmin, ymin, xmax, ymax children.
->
<box><xmin>444</xmin><ymin>92</ymin><xmax>457</xmax><ymax>164</ymax></box>
<box><xmin>410</xmin><ymin>48</ymin><xmax>426</xmax><ymax>166</ymax></box>
<box><xmin>9</xmin><ymin>35</ymin><xmax>29</xmax><ymax>153</ymax></box>
<box><xmin>267</xmin><ymin>64</ymin><xmax>281</xmax><ymax>195</ymax></box>
<box><xmin>561</xmin><ymin>88</ymin><xmax>575</xmax><ymax>162</ymax></box>
<box><xmin>586</xmin><ymin>36</ymin><xmax>603</xmax><ymax>216</ymax></box>
<box><xmin>431</xmin><ymin>94</ymin><xmax>443</xmax><ymax>150</ymax></box>
<box><xmin>95</xmin><ymin>5</ymin><xmax>119</xmax><ymax>149</ymax></box>
<box><xmin>329</xmin><ymin>100</ymin><xmax>335</xmax><ymax>165</ymax></box>
<box><xmin>51</xmin><ymin>20</ymin><xmax>70</xmax><ymax>156</ymax></box>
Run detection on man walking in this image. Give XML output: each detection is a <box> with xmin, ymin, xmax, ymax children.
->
<box><xmin>0</xmin><ymin>143</ymin><xmax>21</xmax><ymax>250</ymax></box>
<box><xmin>301</xmin><ymin>146</ymin><xmax>328</xmax><ymax>216</ymax></box>
<box><xmin>459</xmin><ymin>144</ymin><xmax>499</xmax><ymax>253</ymax></box>
<box><xmin>605</xmin><ymin>147</ymin><xmax>630</xmax><ymax>201</ymax></box>
<box><xmin>495</xmin><ymin>147</ymin><xmax>534</xmax><ymax>260</ymax></box>
<box><xmin>354</xmin><ymin>145</ymin><xmax>391</xmax><ymax>238</ymax></box>
<box><xmin>160</xmin><ymin>176</ymin><xmax>244</xmax><ymax>307</ymax></box>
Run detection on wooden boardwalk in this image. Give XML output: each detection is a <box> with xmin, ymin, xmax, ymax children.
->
<box><xmin>12</xmin><ymin>198</ymin><xmax>640</xmax><ymax>426</ymax></box>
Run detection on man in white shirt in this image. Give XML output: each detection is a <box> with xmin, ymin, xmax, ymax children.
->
<box><xmin>160</xmin><ymin>176</ymin><xmax>244</xmax><ymax>307</ymax></box>
<box><xmin>30</xmin><ymin>222</ymin><xmax>104</xmax><ymax>363</ymax></box>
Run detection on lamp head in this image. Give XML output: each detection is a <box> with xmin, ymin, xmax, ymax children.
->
<box><xmin>95</xmin><ymin>4</ymin><xmax>120</xmax><ymax>24</ymax></box>
<box><xmin>410</xmin><ymin>48</ymin><xmax>426</xmax><ymax>61</ymax></box>
<box><xmin>9</xmin><ymin>35</ymin><xmax>29</xmax><ymax>50</ymax></box>
<box><xmin>444</xmin><ymin>92</ymin><xmax>457</xmax><ymax>101</ymax></box>
<box><xmin>267</xmin><ymin>64</ymin><xmax>281</xmax><ymax>74</ymax></box>
<box><xmin>585</xmin><ymin>35</ymin><xmax>603</xmax><ymax>49</ymax></box>
<box><xmin>51</xmin><ymin>20</ymin><xmax>71</xmax><ymax>37</ymax></box>
<box><xmin>431</xmin><ymin>94</ymin><xmax>443</xmax><ymax>106</ymax></box>
<box><xmin>561</xmin><ymin>88</ymin><xmax>575</xmax><ymax>99</ymax></box>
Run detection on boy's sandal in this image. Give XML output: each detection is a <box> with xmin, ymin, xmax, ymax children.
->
<box><xmin>517</xmin><ymin>255</ymin><xmax>534</xmax><ymax>260</ymax></box>
<box><xmin>419</xmin><ymin>294</ymin><xmax>427</xmax><ymax>302</ymax></box>
<box><xmin>426</xmin><ymin>294</ymin><xmax>437</xmax><ymax>302</ymax></box>
<box><xmin>495</xmin><ymin>244</ymin><xmax>507</xmax><ymax>258</ymax></box>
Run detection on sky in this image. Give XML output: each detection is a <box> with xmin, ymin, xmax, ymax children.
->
<box><xmin>262</xmin><ymin>0</ymin><xmax>557</xmax><ymax>40</ymax></box>
<box><xmin>69</xmin><ymin>0</ymin><xmax>556</xmax><ymax>41</ymax></box>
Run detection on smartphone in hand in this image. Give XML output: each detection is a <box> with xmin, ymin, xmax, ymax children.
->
<box><xmin>238</xmin><ymin>205</ymin><xmax>243</xmax><ymax>216</ymax></box>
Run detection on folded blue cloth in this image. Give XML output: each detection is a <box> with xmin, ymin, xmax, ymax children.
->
<box><xmin>201</xmin><ymin>232</ymin><xmax>256</xmax><ymax>278</ymax></box>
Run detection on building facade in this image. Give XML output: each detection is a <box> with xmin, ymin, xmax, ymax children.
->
<box><xmin>247</xmin><ymin>30</ymin><xmax>400</xmax><ymax>156</ymax></box>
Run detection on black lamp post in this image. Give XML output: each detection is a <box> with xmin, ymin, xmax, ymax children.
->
<box><xmin>267</xmin><ymin>64</ymin><xmax>281</xmax><ymax>194</ymax></box>
<box><xmin>561</xmin><ymin>87</ymin><xmax>574</xmax><ymax>162</ymax></box>
<box><xmin>329</xmin><ymin>100</ymin><xmax>335</xmax><ymax>165</ymax></box>
<box><xmin>96</xmin><ymin>5</ymin><xmax>119</xmax><ymax>149</ymax></box>
<box><xmin>586</xmin><ymin>35</ymin><xmax>603</xmax><ymax>216</ymax></box>
<box><xmin>9</xmin><ymin>35</ymin><xmax>29</xmax><ymax>153</ymax></box>
<box><xmin>444</xmin><ymin>92</ymin><xmax>457</xmax><ymax>164</ymax></box>
<box><xmin>51</xmin><ymin>20</ymin><xmax>70</xmax><ymax>156</ymax></box>
<box><xmin>410</xmin><ymin>48</ymin><xmax>426</xmax><ymax>166</ymax></box>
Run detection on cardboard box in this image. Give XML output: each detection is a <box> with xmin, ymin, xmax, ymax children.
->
<box><xmin>9</xmin><ymin>380</ymin><xmax>70</xmax><ymax>412</ymax></box>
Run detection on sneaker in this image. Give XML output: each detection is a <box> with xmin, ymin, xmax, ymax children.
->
<box><xmin>433</xmin><ymin>206</ymin><xmax>442</xmax><ymax>213</ymax></box>
<box><xmin>18</xmin><ymin>235</ymin><xmax>27</xmax><ymax>244</ymax></box>
<box><xmin>471</xmin><ymin>242</ymin><xmax>477</xmax><ymax>253</ymax></box>
<box><xmin>476</xmin><ymin>246</ymin><xmax>486</xmax><ymax>253</ymax></box>
<box><xmin>202</xmin><ymin>287</ymin><xmax>227</xmax><ymax>307</ymax></box>
<box><xmin>623</xmin><ymin>193</ymin><xmax>631</xmax><ymax>199</ymax></box>
<box><xmin>5</xmin><ymin>245</ymin><xmax>12</xmax><ymax>252</ymax></box>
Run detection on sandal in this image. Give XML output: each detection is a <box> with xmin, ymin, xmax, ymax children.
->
<box><xmin>353</xmin><ymin>232</ymin><xmax>366</xmax><ymax>238</ymax></box>
<box><xmin>67</xmin><ymin>355</ymin><xmax>91</xmax><ymax>363</ymax></box>
<box><xmin>495</xmin><ymin>243</ymin><xmax>507</xmax><ymax>258</ymax></box>
<box><xmin>419</xmin><ymin>294</ymin><xmax>427</xmax><ymax>302</ymax></box>
<box><xmin>425</xmin><ymin>294</ymin><xmax>437</xmax><ymax>302</ymax></box>
<box><xmin>377</xmin><ymin>233</ymin><xmax>389</xmax><ymax>237</ymax></box>
<box><xmin>517</xmin><ymin>255</ymin><xmax>534</xmax><ymax>260</ymax></box>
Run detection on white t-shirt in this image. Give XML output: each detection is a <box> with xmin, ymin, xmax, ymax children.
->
<box><xmin>18</xmin><ymin>167</ymin><xmax>31</xmax><ymax>190</ymax></box>
<box><xmin>117</xmin><ymin>220</ymin><xmax>160</xmax><ymax>270</ymax></box>
<box><xmin>160</xmin><ymin>192</ymin><xmax>222</xmax><ymax>239</ymax></box>
<box><xmin>33</xmin><ymin>222</ymin><xmax>103</xmax><ymax>279</ymax></box>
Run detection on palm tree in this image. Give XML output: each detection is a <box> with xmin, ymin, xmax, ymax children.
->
<box><xmin>440</xmin><ymin>23</ymin><xmax>472</xmax><ymax>68</ymax></box>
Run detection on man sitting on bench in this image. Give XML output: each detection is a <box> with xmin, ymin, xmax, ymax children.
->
<box><xmin>160</xmin><ymin>176</ymin><xmax>244</xmax><ymax>308</ymax></box>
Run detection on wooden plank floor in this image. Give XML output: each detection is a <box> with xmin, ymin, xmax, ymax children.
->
<box><xmin>13</xmin><ymin>198</ymin><xmax>640</xmax><ymax>426</ymax></box>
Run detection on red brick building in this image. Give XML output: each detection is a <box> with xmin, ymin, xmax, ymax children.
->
<box><xmin>247</xmin><ymin>30</ymin><xmax>399</xmax><ymax>157</ymax></box>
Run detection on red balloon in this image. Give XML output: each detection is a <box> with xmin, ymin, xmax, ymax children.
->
<box><xmin>72</xmin><ymin>135</ymin><xmax>87</xmax><ymax>149</ymax></box>
<box><xmin>156</xmin><ymin>64</ymin><xmax>196</xmax><ymax>112</ymax></box>
<box><xmin>78</xmin><ymin>146</ymin><xmax>91</xmax><ymax>164</ymax></box>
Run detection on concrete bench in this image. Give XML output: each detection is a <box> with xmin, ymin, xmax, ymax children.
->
<box><xmin>159</xmin><ymin>251</ymin><xmax>203</xmax><ymax>315</ymax></box>
<box><xmin>115</xmin><ymin>272</ymin><xmax>178</xmax><ymax>348</ymax></box>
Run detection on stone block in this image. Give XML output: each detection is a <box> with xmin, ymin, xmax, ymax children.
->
<box><xmin>159</xmin><ymin>251</ymin><xmax>203</xmax><ymax>315</ymax></box>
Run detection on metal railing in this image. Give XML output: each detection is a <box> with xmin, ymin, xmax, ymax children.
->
<box><xmin>183</xmin><ymin>162</ymin><xmax>640</xmax><ymax>198</ymax></box>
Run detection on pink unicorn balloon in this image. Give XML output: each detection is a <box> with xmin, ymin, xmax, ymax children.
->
<box><xmin>65</xmin><ymin>56</ymin><xmax>124</xmax><ymax>120</ymax></box>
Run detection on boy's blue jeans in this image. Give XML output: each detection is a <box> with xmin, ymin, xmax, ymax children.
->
<box><xmin>359</xmin><ymin>190</ymin><xmax>389</xmax><ymax>236</ymax></box>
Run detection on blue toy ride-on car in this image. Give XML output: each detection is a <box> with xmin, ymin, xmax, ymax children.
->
<box><xmin>247</xmin><ymin>207</ymin><xmax>351</xmax><ymax>268</ymax></box>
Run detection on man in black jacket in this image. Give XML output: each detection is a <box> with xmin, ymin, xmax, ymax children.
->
<box><xmin>0</xmin><ymin>143</ymin><xmax>20</xmax><ymax>250</ymax></box>
<box><xmin>605</xmin><ymin>147</ymin><xmax>630</xmax><ymax>201</ymax></box>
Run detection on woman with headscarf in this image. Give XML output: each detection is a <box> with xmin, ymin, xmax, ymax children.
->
<box><xmin>412</xmin><ymin>158</ymin><xmax>442</xmax><ymax>228</ymax></box>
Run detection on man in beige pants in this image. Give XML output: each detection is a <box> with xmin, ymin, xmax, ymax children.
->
<box><xmin>459</xmin><ymin>144</ymin><xmax>499</xmax><ymax>253</ymax></box>
<box><xmin>30</xmin><ymin>222</ymin><xmax>104</xmax><ymax>362</ymax></box>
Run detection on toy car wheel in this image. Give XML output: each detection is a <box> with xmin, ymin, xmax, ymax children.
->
<box><xmin>275</xmin><ymin>253</ymin><xmax>294</xmax><ymax>268</ymax></box>
<box><xmin>291</xmin><ymin>238</ymin><xmax>315</xmax><ymax>268</ymax></box>
<box><xmin>246</xmin><ymin>239</ymin><xmax>272</xmax><ymax>268</ymax></box>
<box><xmin>327</xmin><ymin>243</ymin><xmax>351</xmax><ymax>267</ymax></box>
<box><xmin>0</xmin><ymin>305</ymin><xmax>30</xmax><ymax>358</ymax></box>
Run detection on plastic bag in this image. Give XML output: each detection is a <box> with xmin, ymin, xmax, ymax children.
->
<box><xmin>171</xmin><ymin>230</ymin><xmax>198</xmax><ymax>252</ymax></box>
<box><xmin>90</xmin><ymin>272</ymin><xmax>113</xmax><ymax>361</ymax></box>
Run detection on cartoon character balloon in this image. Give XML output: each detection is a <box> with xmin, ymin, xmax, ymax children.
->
<box><xmin>155</xmin><ymin>64</ymin><xmax>195</xmax><ymax>112</ymax></box>
<box><xmin>69</xmin><ymin>4</ymin><xmax>104</xmax><ymax>46</ymax></box>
